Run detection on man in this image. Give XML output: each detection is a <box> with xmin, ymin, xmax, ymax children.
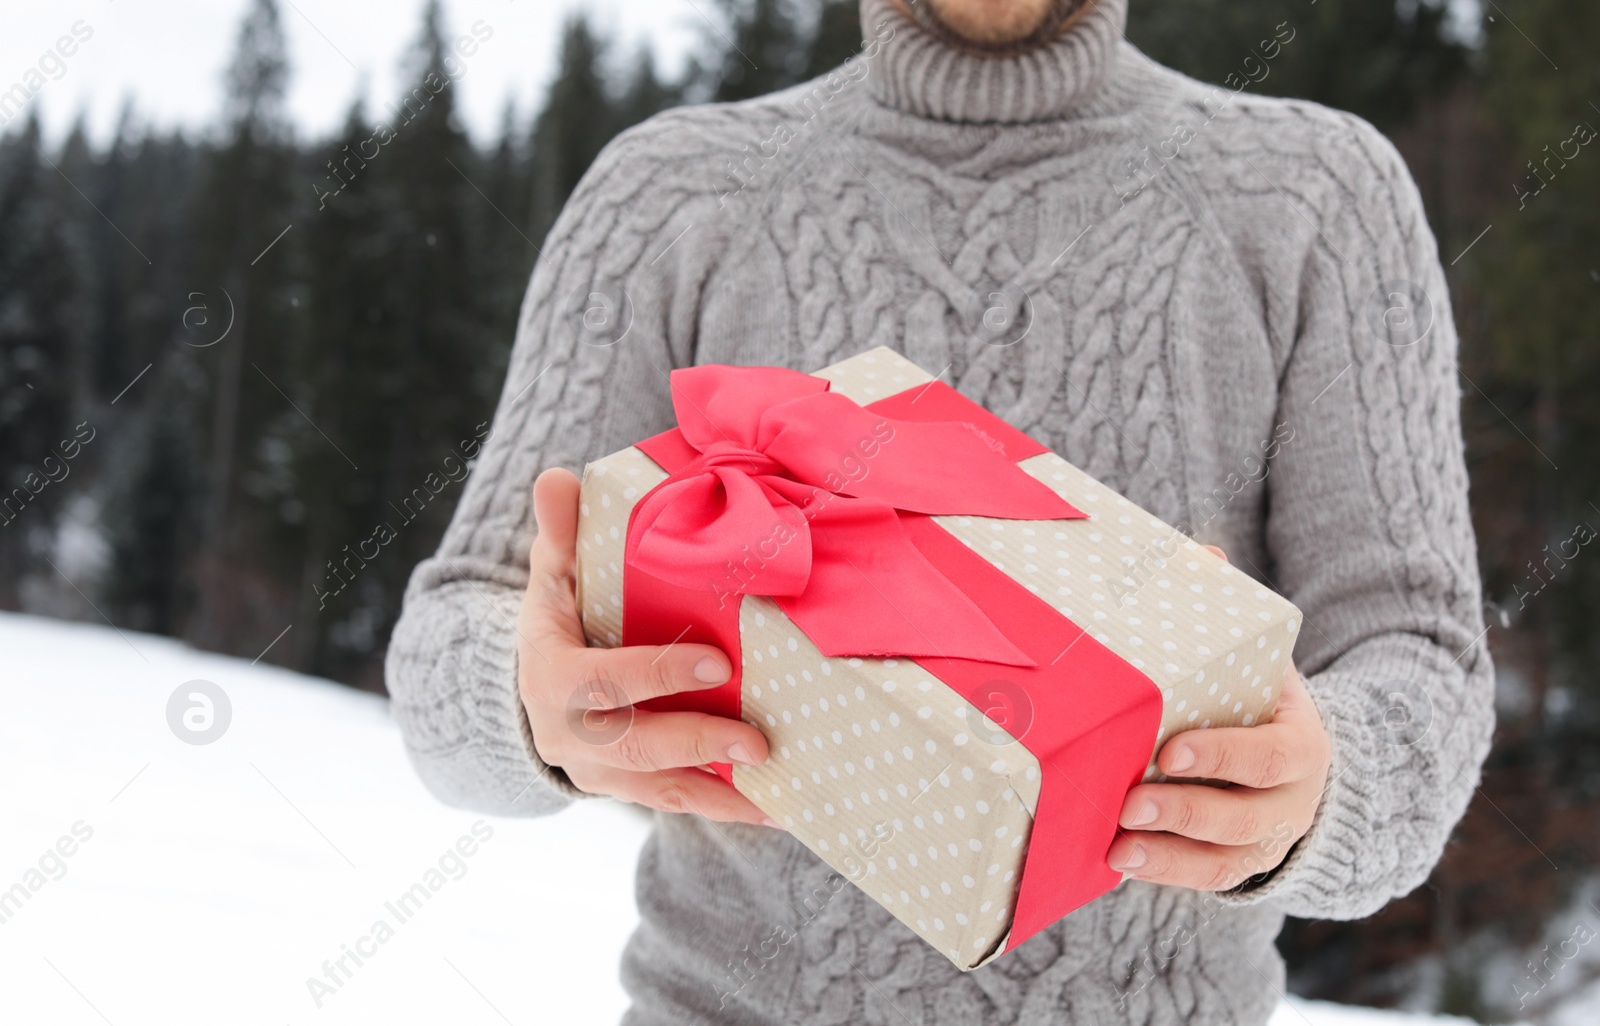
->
<box><xmin>386</xmin><ymin>0</ymin><xmax>1494</xmax><ymax>1022</ymax></box>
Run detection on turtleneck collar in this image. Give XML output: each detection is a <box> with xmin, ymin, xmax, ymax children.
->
<box><xmin>859</xmin><ymin>0</ymin><xmax>1130</xmax><ymax>124</ymax></box>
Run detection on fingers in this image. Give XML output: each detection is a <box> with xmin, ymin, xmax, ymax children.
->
<box><xmin>1156</xmin><ymin>668</ymin><xmax>1326</xmax><ymax>789</ymax></box>
<box><xmin>541</xmin><ymin>665</ymin><xmax>768</xmax><ymax>772</ymax></box>
<box><xmin>575</xmin><ymin>641</ymin><xmax>734</xmax><ymax>707</ymax></box>
<box><xmin>522</xmin><ymin>466</ymin><xmax>741</xmax><ymax>697</ymax></box>
<box><xmin>1107</xmin><ymin>830</ymin><xmax>1291</xmax><ymax>891</ymax></box>
<box><xmin>1111</xmin><ymin>661</ymin><xmax>1329</xmax><ymax>890</ymax></box>
<box><xmin>573</xmin><ymin>709</ymin><xmax>771</xmax><ymax>773</ymax></box>
<box><xmin>1201</xmin><ymin>544</ymin><xmax>1228</xmax><ymax>563</ymax></box>
<box><xmin>518</xmin><ymin>463</ymin><xmax>764</xmax><ymax>792</ymax></box>
<box><xmin>571</xmin><ymin>764</ymin><xmax>776</xmax><ymax>827</ymax></box>
<box><xmin>1157</xmin><ymin>724</ymin><xmax>1306</xmax><ymax>789</ymax></box>
<box><xmin>529</xmin><ymin>626</ymin><xmax>756</xmax><ymax>774</ymax></box>
<box><xmin>1117</xmin><ymin>781</ymin><xmax>1299</xmax><ymax>847</ymax></box>
<box><xmin>518</xmin><ymin>465</ymin><xmax>782</xmax><ymax>831</ymax></box>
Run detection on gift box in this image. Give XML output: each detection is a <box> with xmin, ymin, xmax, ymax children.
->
<box><xmin>574</xmin><ymin>348</ymin><xmax>1299</xmax><ymax>970</ymax></box>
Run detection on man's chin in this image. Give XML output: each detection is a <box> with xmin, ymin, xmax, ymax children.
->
<box><xmin>899</xmin><ymin>0</ymin><xmax>1094</xmax><ymax>54</ymax></box>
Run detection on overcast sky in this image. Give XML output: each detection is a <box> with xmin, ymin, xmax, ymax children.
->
<box><xmin>2</xmin><ymin>0</ymin><xmax>712</xmax><ymax>147</ymax></box>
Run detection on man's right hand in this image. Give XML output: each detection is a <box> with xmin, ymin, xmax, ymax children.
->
<box><xmin>516</xmin><ymin>467</ymin><xmax>777</xmax><ymax>828</ymax></box>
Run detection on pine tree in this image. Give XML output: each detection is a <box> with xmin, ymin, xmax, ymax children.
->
<box><xmin>1477</xmin><ymin>0</ymin><xmax>1600</xmax><ymax>746</ymax></box>
<box><xmin>803</xmin><ymin>0</ymin><xmax>864</xmax><ymax>79</ymax></box>
<box><xmin>617</xmin><ymin>47</ymin><xmax>682</xmax><ymax>128</ymax></box>
<box><xmin>82</xmin><ymin>105</ymin><xmax>146</xmax><ymax>402</ymax></box>
<box><xmin>0</xmin><ymin>114</ymin><xmax>79</xmax><ymax>606</ymax></box>
<box><xmin>183</xmin><ymin>0</ymin><xmax>302</xmax><ymax>650</ymax></box>
<box><xmin>105</xmin><ymin>381</ymin><xmax>201</xmax><ymax>633</ymax></box>
<box><xmin>56</xmin><ymin>102</ymin><xmax>202</xmax><ymax>427</ymax></box>
<box><xmin>87</xmin><ymin>107</ymin><xmax>208</xmax><ymax>633</ymax></box>
<box><xmin>480</xmin><ymin>100</ymin><xmax>535</xmax><ymax>375</ymax></box>
<box><xmin>378</xmin><ymin>0</ymin><xmax>490</xmax><ymax>452</ymax></box>
<box><xmin>287</xmin><ymin>0</ymin><xmax>496</xmax><ymax>682</ymax></box>
<box><xmin>527</xmin><ymin>15</ymin><xmax>619</xmax><ymax>246</ymax></box>
<box><xmin>1127</xmin><ymin>0</ymin><xmax>1466</xmax><ymax>132</ymax></box>
<box><xmin>707</xmin><ymin>0</ymin><xmax>811</xmax><ymax>102</ymax></box>
<box><xmin>281</xmin><ymin>100</ymin><xmax>392</xmax><ymax>672</ymax></box>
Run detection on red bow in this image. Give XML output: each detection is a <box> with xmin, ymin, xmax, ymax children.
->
<box><xmin>625</xmin><ymin>366</ymin><xmax>1087</xmax><ymax>666</ymax></box>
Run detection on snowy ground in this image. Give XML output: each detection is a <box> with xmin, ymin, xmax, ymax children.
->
<box><xmin>0</xmin><ymin>611</ymin><xmax>1497</xmax><ymax>1025</ymax></box>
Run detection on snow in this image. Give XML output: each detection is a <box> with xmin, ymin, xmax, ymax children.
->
<box><xmin>0</xmin><ymin>611</ymin><xmax>1493</xmax><ymax>1025</ymax></box>
<box><xmin>1265</xmin><ymin>1004</ymin><xmax>1480</xmax><ymax>1026</ymax></box>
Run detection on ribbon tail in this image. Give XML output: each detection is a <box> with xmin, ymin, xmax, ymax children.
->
<box><xmin>777</xmin><ymin>497</ymin><xmax>1036</xmax><ymax>667</ymax></box>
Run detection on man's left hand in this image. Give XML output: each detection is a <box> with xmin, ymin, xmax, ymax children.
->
<box><xmin>1106</xmin><ymin>548</ymin><xmax>1331</xmax><ymax>891</ymax></box>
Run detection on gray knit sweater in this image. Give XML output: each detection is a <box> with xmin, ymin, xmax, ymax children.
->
<box><xmin>385</xmin><ymin>1</ymin><xmax>1496</xmax><ymax>1022</ymax></box>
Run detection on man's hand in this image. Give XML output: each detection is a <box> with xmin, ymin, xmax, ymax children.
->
<box><xmin>1107</xmin><ymin>547</ymin><xmax>1331</xmax><ymax>890</ymax></box>
<box><xmin>517</xmin><ymin>468</ymin><xmax>777</xmax><ymax>828</ymax></box>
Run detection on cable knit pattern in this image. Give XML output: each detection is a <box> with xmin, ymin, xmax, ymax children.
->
<box><xmin>385</xmin><ymin>0</ymin><xmax>1495</xmax><ymax>1021</ymax></box>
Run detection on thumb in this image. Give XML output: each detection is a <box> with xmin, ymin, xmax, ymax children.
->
<box><xmin>530</xmin><ymin>467</ymin><xmax>582</xmax><ymax>580</ymax></box>
<box><xmin>522</xmin><ymin>467</ymin><xmax>588</xmax><ymax>652</ymax></box>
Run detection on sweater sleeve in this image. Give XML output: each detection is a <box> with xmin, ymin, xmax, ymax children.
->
<box><xmin>383</xmin><ymin>119</ymin><xmax>722</xmax><ymax>816</ymax></box>
<box><xmin>1210</xmin><ymin>115</ymin><xmax>1496</xmax><ymax>918</ymax></box>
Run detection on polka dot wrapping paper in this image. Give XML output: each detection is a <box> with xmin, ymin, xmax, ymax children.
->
<box><xmin>575</xmin><ymin>348</ymin><xmax>1300</xmax><ymax>971</ymax></box>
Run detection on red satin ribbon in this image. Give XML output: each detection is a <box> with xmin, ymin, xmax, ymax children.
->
<box><xmin>626</xmin><ymin>365</ymin><xmax>1085</xmax><ymax>666</ymax></box>
<box><xmin>622</xmin><ymin>366</ymin><xmax>1163</xmax><ymax>959</ymax></box>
